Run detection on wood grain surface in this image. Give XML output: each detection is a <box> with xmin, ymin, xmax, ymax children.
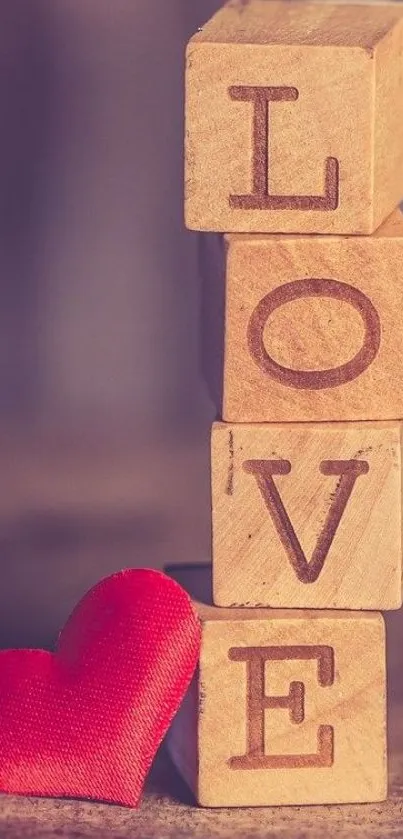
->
<box><xmin>202</xmin><ymin>209</ymin><xmax>403</xmax><ymax>422</ymax></box>
<box><xmin>211</xmin><ymin>420</ymin><xmax>403</xmax><ymax>610</ymax></box>
<box><xmin>186</xmin><ymin>0</ymin><xmax>403</xmax><ymax>234</ymax></box>
<box><xmin>168</xmin><ymin>566</ymin><xmax>387</xmax><ymax>808</ymax></box>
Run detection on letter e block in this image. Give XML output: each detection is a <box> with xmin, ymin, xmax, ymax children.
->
<box><xmin>186</xmin><ymin>1</ymin><xmax>403</xmax><ymax>234</ymax></box>
<box><xmin>167</xmin><ymin>567</ymin><xmax>387</xmax><ymax>808</ymax></box>
<box><xmin>203</xmin><ymin>210</ymin><xmax>403</xmax><ymax>422</ymax></box>
<box><xmin>212</xmin><ymin>421</ymin><xmax>402</xmax><ymax>610</ymax></box>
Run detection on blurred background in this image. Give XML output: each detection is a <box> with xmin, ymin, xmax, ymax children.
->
<box><xmin>0</xmin><ymin>0</ymin><xmax>221</xmax><ymax>650</ymax></box>
<box><xmin>0</xmin><ymin>0</ymin><xmax>400</xmax><ymax>701</ymax></box>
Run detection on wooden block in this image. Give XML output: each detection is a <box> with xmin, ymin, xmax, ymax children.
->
<box><xmin>211</xmin><ymin>421</ymin><xmax>403</xmax><ymax>610</ymax></box>
<box><xmin>186</xmin><ymin>0</ymin><xmax>403</xmax><ymax>235</ymax></box>
<box><xmin>167</xmin><ymin>566</ymin><xmax>387</xmax><ymax>808</ymax></box>
<box><xmin>202</xmin><ymin>209</ymin><xmax>403</xmax><ymax>422</ymax></box>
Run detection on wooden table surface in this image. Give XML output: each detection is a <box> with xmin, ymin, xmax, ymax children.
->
<box><xmin>0</xmin><ymin>431</ymin><xmax>401</xmax><ymax>837</ymax></box>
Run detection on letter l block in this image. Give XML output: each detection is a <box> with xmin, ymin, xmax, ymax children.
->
<box><xmin>167</xmin><ymin>567</ymin><xmax>387</xmax><ymax>808</ymax></box>
<box><xmin>186</xmin><ymin>1</ymin><xmax>403</xmax><ymax>234</ymax></box>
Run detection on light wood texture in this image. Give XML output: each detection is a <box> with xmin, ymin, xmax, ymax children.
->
<box><xmin>167</xmin><ymin>566</ymin><xmax>387</xmax><ymax>808</ymax></box>
<box><xmin>202</xmin><ymin>209</ymin><xmax>403</xmax><ymax>423</ymax></box>
<box><xmin>211</xmin><ymin>421</ymin><xmax>403</xmax><ymax>610</ymax></box>
<box><xmin>185</xmin><ymin>1</ymin><xmax>403</xmax><ymax>235</ymax></box>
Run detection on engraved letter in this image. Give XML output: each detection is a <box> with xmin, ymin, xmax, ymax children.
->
<box><xmin>229</xmin><ymin>86</ymin><xmax>339</xmax><ymax>211</ymax></box>
<box><xmin>248</xmin><ymin>278</ymin><xmax>381</xmax><ymax>390</ymax></box>
<box><xmin>229</xmin><ymin>645</ymin><xmax>335</xmax><ymax>770</ymax></box>
<box><xmin>244</xmin><ymin>459</ymin><xmax>369</xmax><ymax>583</ymax></box>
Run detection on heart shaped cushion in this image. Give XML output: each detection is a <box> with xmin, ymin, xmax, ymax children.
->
<box><xmin>0</xmin><ymin>568</ymin><xmax>201</xmax><ymax>806</ymax></box>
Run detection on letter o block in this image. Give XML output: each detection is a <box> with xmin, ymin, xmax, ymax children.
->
<box><xmin>202</xmin><ymin>209</ymin><xmax>403</xmax><ymax>423</ymax></box>
<box><xmin>167</xmin><ymin>567</ymin><xmax>387</xmax><ymax>808</ymax></box>
<box><xmin>186</xmin><ymin>1</ymin><xmax>403</xmax><ymax>234</ymax></box>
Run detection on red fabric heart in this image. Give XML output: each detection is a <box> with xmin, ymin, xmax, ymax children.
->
<box><xmin>0</xmin><ymin>568</ymin><xmax>200</xmax><ymax>807</ymax></box>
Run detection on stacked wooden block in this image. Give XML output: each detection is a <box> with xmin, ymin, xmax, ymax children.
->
<box><xmin>169</xmin><ymin>0</ymin><xmax>403</xmax><ymax>808</ymax></box>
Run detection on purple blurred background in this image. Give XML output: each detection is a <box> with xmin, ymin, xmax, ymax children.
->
<box><xmin>0</xmin><ymin>0</ymin><xmax>221</xmax><ymax>435</ymax></box>
<box><xmin>0</xmin><ymin>0</ymin><xmax>220</xmax><ymax>649</ymax></box>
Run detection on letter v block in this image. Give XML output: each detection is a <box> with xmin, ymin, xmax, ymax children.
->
<box><xmin>211</xmin><ymin>421</ymin><xmax>402</xmax><ymax>610</ymax></box>
<box><xmin>167</xmin><ymin>566</ymin><xmax>387</xmax><ymax>808</ymax></box>
<box><xmin>186</xmin><ymin>1</ymin><xmax>403</xmax><ymax>234</ymax></box>
<box><xmin>203</xmin><ymin>209</ymin><xmax>403</xmax><ymax>423</ymax></box>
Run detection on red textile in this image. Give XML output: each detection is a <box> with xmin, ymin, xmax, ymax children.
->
<box><xmin>0</xmin><ymin>569</ymin><xmax>201</xmax><ymax>807</ymax></box>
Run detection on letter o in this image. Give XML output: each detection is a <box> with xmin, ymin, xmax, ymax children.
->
<box><xmin>247</xmin><ymin>278</ymin><xmax>381</xmax><ymax>390</ymax></box>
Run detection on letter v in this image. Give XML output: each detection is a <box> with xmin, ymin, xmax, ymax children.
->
<box><xmin>243</xmin><ymin>459</ymin><xmax>369</xmax><ymax>583</ymax></box>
